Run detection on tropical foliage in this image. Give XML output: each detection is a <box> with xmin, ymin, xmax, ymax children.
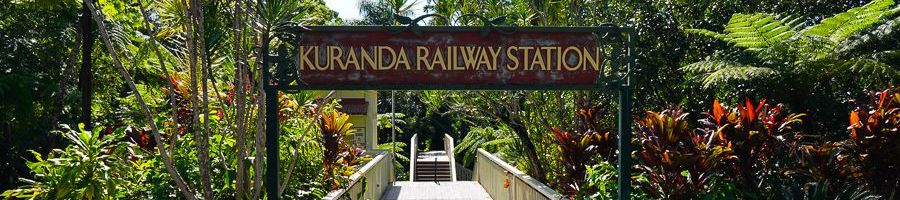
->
<box><xmin>2</xmin><ymin>124</ymin><xmax>145</xmax><ymax>199</ymax></box>
<box><xmin>634</xmin><ymin>109</ymin><xmax>722</xmax><ymax>199</ymax></box>
<box><xmin>3</xmin><ymin>0</ymin><xmax>900</xmax><ymax>199</ymax></box>
<box><xmin>318</xmin><ymin>111</ymin><xmax>365</xmax><ymax>190</ymax></box>
<box><xmin>845</xmin><ymin>89</ymin><xmax>900</xmax><ymax>195</ymax></box>
<box><xmin>682</xmin><ymin>0</ymin><xmax>900</xmax><ymax>133</ymax></box>
<box><xmin>683</xmin><ymin>0</ymin><xmax>900</xmax><ymax>88</ymax></box>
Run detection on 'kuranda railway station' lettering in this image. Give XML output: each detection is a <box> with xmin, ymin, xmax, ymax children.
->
<box><xmin>298</xmin><ymin>45</ymin><xmax>603</xmax><ymax>72</ymax></box>
<box><xmin>295</xmin><ymin>27</ymin><xmax>608</xmax><ymax>89</ymax></box>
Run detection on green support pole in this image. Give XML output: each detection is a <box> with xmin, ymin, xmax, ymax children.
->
<box><xmin>264</xmin><ymin>51</ymin><xmax>279</xmax><ymax>200</ymax></box>
<box><xmin>617</xmin><ymin>84</ymin><xmax>632</xmax><ymax>200</ymax></box>
<box><xmin>617</xmin><ymin>29</ymin><xmax>636</xmax><ymax>200</ymax></box>
<box><xmin>265</xmin><ymin>84</ymin><xmax>278</xmax><ymax>199</ymax></box>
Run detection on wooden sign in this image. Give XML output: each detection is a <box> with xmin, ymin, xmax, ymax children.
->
<box><xmin>296</xmin><ymin>26</ymin><xmax>605</xmax><ymax>90</ymax></box>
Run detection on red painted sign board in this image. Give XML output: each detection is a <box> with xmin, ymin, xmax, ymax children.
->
<box><xmin>297</xmin><ymin>26</ymin><xmax>604</xmax><ymax>89</ymax></box>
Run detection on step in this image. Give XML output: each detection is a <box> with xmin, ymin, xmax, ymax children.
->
<box><xmin>415</xmin><ymin>166</ymin><xmax>451</xmax><ymax>169</ymax></box>
<box><xmin>415</xmin><ymin>169</ymin><xmax>451</xmax><ymax>173</ymax></box>
<box><xmin>415</xmin><ymin>160</ymin><xmax>450</xmax><ymax>163</ymax></box>
<box><xmin>415</xmin><ymin>174</ymin><xmax>452</xmax><ymax>177</ymax></box>
<box><xmin>415</xmin><ymin>161</ymin><xmax>450</xmax><ymax>164</ymax></box>
<box><xmin>415</xmin><ymin>171</ymin><xmax>452</xmax><ymax>175</ymax></box>
<box><xmin>416</xmin><ymin>165</ymin><xmax>450</xmax><ymax>169</ymax></box>
<box><xmin>415</xmin><ymin>179</ymin><xmax>453</xmax><ymax>182</ymax></box>
<box><xmin>415</xmin><ymin>163</ymin><xmax>450</xmax><ymax>166</ymax></box>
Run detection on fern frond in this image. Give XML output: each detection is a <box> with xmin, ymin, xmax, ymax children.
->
<box><xmin>681</xmin><ymin>60</ymin><xmax>747</xmax><ymax>73</ymax></box>
<box><xmin>842</xmin><ymin>58</ymin><xmax>900</xmax><ymax>80</ymax></box>
<box><xmin>684</xmin><ymin>28</ymin><xmax>727</xmax><ymax>41</ymax></box>
<box><xmin>724</xmin><ymin>13</ymin><xmax>797</xmax><ymax>49</ymax></box>
<box><xmin>686</xmin><ymin>14</ymin><xmax>799</xmax><ymax>50</ymax></box>
<box><xmin>682</xmin><ymin>60</ymin><xmax>776</xmax><ymax>88</ymax></box>
<box><xmin>804</xmin><ymin>0</ymin><xmax>897</xmax><ymax>45</ymax></box>
<box><xmin>837</xmin><ymin>15</ymin><xmax>900</xmax><ymax>55</ymax></box>
<box><xmin>875</xmin><ymin>50</ymin><xmax>900</xmax><ymax>62</ymax></box>
<box><xmin>702</xmin><ymin>66</ymin><xmax>777</xmax><ymax>88</ymax></box>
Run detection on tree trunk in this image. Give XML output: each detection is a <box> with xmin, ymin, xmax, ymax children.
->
<box><xmin>503</xmin><ymin>115</ymin><xmax>548</xmax><ymax>183</ymax></box>
<box><xmin>188</xmin><ymin>0</ymin><xmax>214</xmax><ymax>197</ymax></box>
<box><xmin>83</xmin><ymin>1</ymin><xmax>198</xmax><ymax>199</ymax></box>
<box><xmin>483</xmin><ymin>92</ymin><xmax>548</xmax><ymax>183</ymax></box>
<box><xmin>251</xmin><ymin>29</ymin><xmax>269</xmax><ymax>200</ymax></box>
<box><xmin>231</xmin><ymin>0</ymin><xmax>249</xmax><ymax>198</ymax></box>
<box><xmin>78</xmin><ymin>1</ymin><xmax>95</xmax><ymax>130</ymax></box>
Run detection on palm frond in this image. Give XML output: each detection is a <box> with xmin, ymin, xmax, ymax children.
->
<box><xmin>804</xmin><ymin>0</ymin><xmax>897</xmax><ymax>46</ymax></box>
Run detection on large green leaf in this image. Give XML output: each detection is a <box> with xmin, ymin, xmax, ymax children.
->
<box><xmin>804</xmin><ymin>0</ymin><xmax>898</xmax><ymax>45</ymax></box>
<box><xmin>682</xmin><ymin>60</ymin><xmax>776</xmax><ymax>88</ymax></box>
<box><xmin>686</xmin><ymin>14</ymin><xmax>801</xmax><ymax>50</ymax></box>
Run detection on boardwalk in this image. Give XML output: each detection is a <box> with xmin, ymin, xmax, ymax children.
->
<box><xmin>381</xmin><ymin>181</ymin><xmax>492</xmax><ymax>200</ymax></box>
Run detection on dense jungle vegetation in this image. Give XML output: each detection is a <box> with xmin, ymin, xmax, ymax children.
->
<box><xmin>1</xmin><ymin>0</ymin><xmax>899</xmax><ymax>199</ymax></box>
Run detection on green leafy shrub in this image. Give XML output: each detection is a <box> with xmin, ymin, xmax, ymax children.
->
<box><xmin>581</xmin><ymin>162</ymin><xmax>646</xmax><ymax>200</ymax></box>
<box><xmin>549</xmin><ymin>106</ymin><xmax>616</xmax><ymax>197</ymax></box>
<box><xmin>454</xmin><ymin>126</ymin><xmax>514</xmax><ymax>167</ymax></box>
<box><xmin>2</xmin><ymin>124</ymin><xmax>145</xmax><ymax>199</ymax></box>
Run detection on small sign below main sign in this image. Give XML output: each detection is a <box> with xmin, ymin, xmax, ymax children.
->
<box><xmin>296</xmin><ymin>26</ymin><xmax>605</xmax><ymax>90</ymax></box>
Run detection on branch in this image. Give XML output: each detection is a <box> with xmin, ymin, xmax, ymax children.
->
<box><xmin>83</xmin><ymin>1</ymin><xmax>198</xmax><ymax>199</ymax></box>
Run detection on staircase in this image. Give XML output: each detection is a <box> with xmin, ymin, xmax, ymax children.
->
<box><xmin>414</xmin><ymin>151</ymin><xmax>453</xmax><ymax>182</ymax></box>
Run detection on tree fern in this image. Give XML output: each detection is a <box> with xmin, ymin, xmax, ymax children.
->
<box><xmin>683</xmin><ymin>0</ymin><xmax>900</xmax><ymax>88</ymax></box>
<box><xmin>837</xmin><ymin>15</ymin><xmax>900</xmax><ymax>56</ymax></box>
<box><xmin>804</xmin><ymin>0</ymin><xmax>898</xmax><ymax>46</ymax></box>
<box><xmin>842</xmin><ymin>57</ymin><xmax>900</xmax><ymax>79</ymax></box>
<box><xmin>686</xmin><ymin>14</ymin><xmax>802</xmax><ymax>50</ymax></box>
<box><xmin>682</xmin><ymin>60</ymin><xmax>776</xmax><ymax>88</ymax></box>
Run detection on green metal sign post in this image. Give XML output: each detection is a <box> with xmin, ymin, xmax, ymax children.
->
<box><xmin>263</xmin><ymin>15</ymin><xmax>635</xmax><ymax>200</ymax></box>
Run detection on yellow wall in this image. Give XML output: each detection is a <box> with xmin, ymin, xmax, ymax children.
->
<box><xmin>330</xmin><ymin>90</ymin><xmax>378</xmax><ymax>151</ymax></box>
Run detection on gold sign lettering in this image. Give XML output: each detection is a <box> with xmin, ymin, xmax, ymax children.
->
<box><xmin>298</xmin><ymin>45</ymin><xmax>603</xmax><ymax>72</ymax></box>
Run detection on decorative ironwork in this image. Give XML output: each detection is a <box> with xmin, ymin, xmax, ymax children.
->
<box><xmin>454</xmin><ymin>14</ymin><xmax>518</xmax><ymax>37</ymax></box>
<box><xmin>388</xmin><ymin>13</ymin><xmax>518</xmax><ymax>37</ymax></box>
<box><xmin>387</xmin><ymin>14</ymin><xmax>448</xmax><ymax>36</ymax></box>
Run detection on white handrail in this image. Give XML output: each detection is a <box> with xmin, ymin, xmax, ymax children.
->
<box><xmin>323</xmin><ymin>150</ymin><xmax>394</xmax><ymax>200</ymax></box>
<box><xmin>443</xmin><ymin>134</ymin><xmax>457</xmax><ymax>182</ymax></box>
<box><xmin>474</xmin><ymin>148</ymin><xmax>565</xmax><ymax>200</ymax></box>
<box><xmin>409</xmin><ymin>134</ymin><xmax>417</xmax><ymax>181</ymax></box>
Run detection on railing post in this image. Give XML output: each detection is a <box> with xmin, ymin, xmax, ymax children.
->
<box><xmin>445</xmin><ymin>134</ymin><xmax>457</xmax><ymax>182</ymax></box>
<box><xmin>409</xmin><ymin>134</ymin><xmax>417</xmax><ymax>181</ymax></box>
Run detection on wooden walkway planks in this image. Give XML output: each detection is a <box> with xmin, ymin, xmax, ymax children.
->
<box><xmin>381</xmin><ymin>181</ymin><xmax>492</xmax><ymax>200</ymax></box>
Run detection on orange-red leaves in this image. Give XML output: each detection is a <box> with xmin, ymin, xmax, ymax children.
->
<box><xmin>713</xmin><ymin>99</ymin><xmax>725</xmax><ymax>125</ymax></box>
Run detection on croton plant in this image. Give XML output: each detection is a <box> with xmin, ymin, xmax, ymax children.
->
<box><xmin>699</xmin><ymin>99</ymin><xmax>805</xmax><ymax>194</ymax></box>
<box><xmin>634</xmin><ymin>108</ymin><xmax>724</xmax><ymax>199</ymax></box>
<box><xmin>845</xmin><ymin>89</ymin><xmax>900</xmax><ymax>194</ymax></box>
